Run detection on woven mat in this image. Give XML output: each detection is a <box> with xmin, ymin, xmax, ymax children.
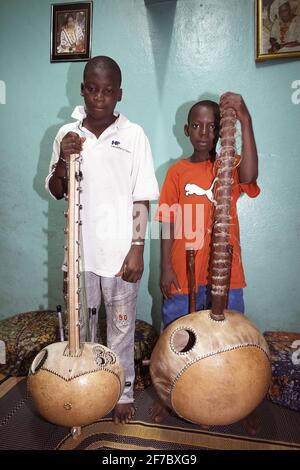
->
<box><xmin>0</xmin><ymin>377</ymin><xmax>299</xmax><ymax>450</ymax></box>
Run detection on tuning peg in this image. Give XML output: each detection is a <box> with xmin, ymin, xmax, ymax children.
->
<box><xmin>91</xmin><ymin>308</ymin><xmax>97</xmax><ymax>343</ymax></box>
<box><xmin>75</xmin><ymin>171</ymin><xmax>83</xmax><ymax>181</ymax></box>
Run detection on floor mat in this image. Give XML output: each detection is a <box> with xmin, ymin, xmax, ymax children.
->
<box><xmin>0</xmin><ymin>377</ymin><xmax>299</xmax><ymax>450</ymax></box>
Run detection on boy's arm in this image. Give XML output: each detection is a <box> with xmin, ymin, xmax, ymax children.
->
<box><xmin>48</xmin><ymin>132</ymin><xmax>85</xmax><ymax>200</ymax></box>
<box><xmin>49</xmin><ymin>160</ymin><xmax>68</xmax><ymax>200</ymax></box>
<box><xmin>160</xmin><ymin>222</ymin><xmax>181</xmax><ymax>299</ymax></box>
<box><xmin>116</xmin><ymin>201</ymin><xmax>149</xmax><ymax>283</ymax></box>
<box><xmin>239</xmin><ymin>110</ymin><xmax>258</xmax><ymax>183</ymax></box>
<box><xmin>220</xmin><ymin>92</ymin><xmax>258</xmax><ymax>184</ymax></box>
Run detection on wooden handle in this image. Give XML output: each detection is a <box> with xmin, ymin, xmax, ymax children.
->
<box><xmin>67</xmin><ymin>154</ymin><xmax>81</xmax><ymax>355</ymax></box>
<box><xmin>186</xmin><ymin>247</ymin><xmax>196</xmax><ymax>314</ymax></box>
<box><xmin>210</xmin><ymin>107</ymin><xmax>237</xmax><ymax>321</ymax></box>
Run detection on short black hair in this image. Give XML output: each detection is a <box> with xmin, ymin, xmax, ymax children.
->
<box><xmin>187</xmin><ymin>100</ymin><xmax>220</xmax><ymax>129</ymax></box>
<box><xmin>83</xmin><ymin>56</ymin><xmax>122</xmax><ymax>87</ymax></box>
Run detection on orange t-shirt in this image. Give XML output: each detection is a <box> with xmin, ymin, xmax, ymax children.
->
<box><xmin>156</xmin><ymin>158</ymin><xmax>260</xmax><ymax>295</ymax></box>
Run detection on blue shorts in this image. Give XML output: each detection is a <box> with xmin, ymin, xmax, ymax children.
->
<box><xmin>162</xmin><ymin>285</ymin><xmax>244</xmax><ymax>327</ymax></box>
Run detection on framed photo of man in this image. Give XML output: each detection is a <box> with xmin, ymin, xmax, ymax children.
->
<box><xmin>51</xmin><ymin>2</ymin><xmax>92</xmax><ymax>62</ymax></box>
<box><xmin>256</xmin><ymin>0</ymin><xmax>300</xmax><ymax>61</ymax></box>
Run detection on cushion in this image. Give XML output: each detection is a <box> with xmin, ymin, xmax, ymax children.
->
<box><xmin>0</xmin><ymin>311</ymin><xmax>59</xmax><ymax>376</ymax></box>
<box><xmin>264</xmin><ymin>331</ymin><xmax>300</xmax><ymax>412</ymax></box>
<box><xmin>0</xmin><ymin>311</ymin><xmax>158</xmax><ymax>391</ymax></box>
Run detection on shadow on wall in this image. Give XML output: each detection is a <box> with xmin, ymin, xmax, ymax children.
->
<box><xmin>148</xmin><ymin>92</ymin><xmax>220</xmax><ymax>331</ymax></box>
<box><xmin>33</xmin><ymin>62</ymin><xmax>84</xmax><ymax>311</ymax></box>
<box><xmin>146</xmin><ymin>0</ymin><xmax>177</xmax><ymax>97</ymax></box>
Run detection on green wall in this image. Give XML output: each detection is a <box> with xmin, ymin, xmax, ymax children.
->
<box><xmin>0</xmin><ymin>0</ymin><xmax>299</xmax><ymax>332</ymax></box>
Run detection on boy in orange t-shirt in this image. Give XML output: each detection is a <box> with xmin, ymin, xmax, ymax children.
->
<box><xmin>156</xmin><ymin>93</ymin><xmax>260</xmax><ymax>327</ymax></box>
<box><xmin>151</xmin><ymin>95</ymin><xmax>261</xmax><ymax>432</ymax></box>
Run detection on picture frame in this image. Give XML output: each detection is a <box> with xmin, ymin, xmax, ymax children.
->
<box><xmin>51</xmin><ymin>2</ymin><xmax>92</xmax><ymax>63</ymax></box>
<box><xmin>256</xmin><ymin>0</ymin><xmax>300</xmax><ymax>61</ymax></box>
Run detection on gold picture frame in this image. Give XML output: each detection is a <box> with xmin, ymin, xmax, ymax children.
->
<box><xmin>256</xmin><ymin>0</ymin><xmax>300</xmax><ymax>61</ymax></box>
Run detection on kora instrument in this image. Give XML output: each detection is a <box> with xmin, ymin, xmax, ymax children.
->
<box><xmin>28</xmin><ymin>152</ymin><xmax>124</xmax><ymax>429</ymax></box>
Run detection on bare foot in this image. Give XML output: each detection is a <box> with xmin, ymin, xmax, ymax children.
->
<box><xmin>149</xmin><ymin>400</ymin><xmax>211</xmax><ymax>428</ymax></box>
<box><xmin>113</xmin><ymin>403</ymin><xmax>135</xmax><ymax>425</ymax></box>
<box><xmin>149</xmin><ymin>399</ymin><xmax>171</xmax><ymax>423</ymax></box>
<box><xmin>242</xmin><ymin>410</ymin><xmax>260</xmax><ymax>436</ymax></box>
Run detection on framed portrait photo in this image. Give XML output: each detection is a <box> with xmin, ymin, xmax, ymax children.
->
<box><xmin>51</xmin><ymin>2</ymin><xmax>92</xmax><ymax>63</ymax></box>
<box><xmin>256</xmin><ymin>0</ymin><xmax>300</xmax><ymax>61</ymax></box>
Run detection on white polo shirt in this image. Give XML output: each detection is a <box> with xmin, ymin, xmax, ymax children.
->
<box><xmin>46</xmin><ymin>106</ymin><xmax>159</xmax><ymax>277</ymax></box>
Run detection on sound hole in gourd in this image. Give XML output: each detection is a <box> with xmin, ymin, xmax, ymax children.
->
<box><xmin>30</xmin><ymin>349</ymin><xmax>48</xmax><ymax>374</ymax></box>
<box><xmin>172</xmin><ymin>329</ymin><xmax>196</xmax><ymax>353</ymax></box>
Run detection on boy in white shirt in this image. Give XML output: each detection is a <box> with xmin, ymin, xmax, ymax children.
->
<box><xmin>46</xmin><ymin>56</ymin><xmax>159</xmax><ymax>424</ymax></box>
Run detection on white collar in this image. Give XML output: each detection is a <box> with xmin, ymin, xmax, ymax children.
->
<box><xmin>71</xmin><ymin>105</ymin><xmax>131</xmax><ymax>129</ymax></box>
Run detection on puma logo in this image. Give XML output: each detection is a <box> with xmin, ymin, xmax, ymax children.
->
<box><xmin>185</xmin><ymin>178</ymin><xmax>218</xmax><ymax>204</ymax></box>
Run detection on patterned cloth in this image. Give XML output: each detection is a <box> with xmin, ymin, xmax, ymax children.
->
<box><xmin>0</xmin><ymin>311</ymin><xmax>158</xmax><ymax>391</ymax></box>
<box><xmin>0</xmin><ymin>311</ymin><xmax>59</xmax><ymax>376</ymax></box>
<box><xmin>264</xmin><ymin>331</ymin><xmax>300</xmax><ymax>412</ymax></box>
